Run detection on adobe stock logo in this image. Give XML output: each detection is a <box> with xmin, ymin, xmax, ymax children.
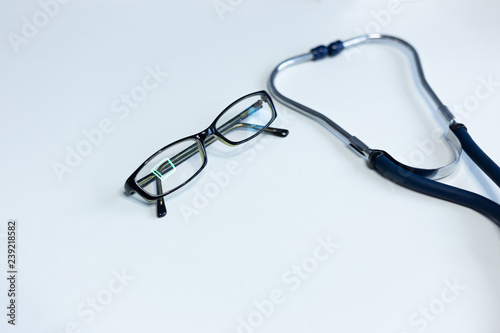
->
<box><xmin>51</xmin><ymin>65</ymin><xmax>169</xmax><ymax>182</ymax></box>
<box><xmin>213</xmin><ymin>0</ymin><xmax>243</xmax><ymax>21</ymax></box>
<box><xmin>54</xmin><ymin>268</ymin><xmax>135</xmax><ymax>333</ymax></box>
<box><xmin>235</xmin><ymin>236</ymin><xmax>340</xmax><ymax>333</ymax></box>
<box><xmin>343</xmin><ymin>0</ymin><xmax>419</xmax><ymax>62</ymax></box>
<box><xmin>7</xmin><ymin>0</ymin><xmax>71</xmax><ymax>54</ymax></box>
<box><xmin>400</xmin><ymin>278</ymin><xmax>467</xmax><ymax>333</ymax></box>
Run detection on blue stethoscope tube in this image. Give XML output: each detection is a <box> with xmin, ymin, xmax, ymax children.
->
<box><xmin>369</xmin><ymin>151</ymin><xmax>500</xmax><ymax>225</ymax></box>
<box><xmin>451</xmin><ymin>123</ymin><xmax>500</xmax><ymax>188</ymax></box>
<box><xmin>268</xmin><ymin>34</ymin><xmax>500</xmax><ymax>225</ymax></box>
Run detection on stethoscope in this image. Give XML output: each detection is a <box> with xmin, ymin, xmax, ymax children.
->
<box><xmin>268</xmin><ymin>34</ymin><xmax>500</xmax><ymax>225</ymax></box>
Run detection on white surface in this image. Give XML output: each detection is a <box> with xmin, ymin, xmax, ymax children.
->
<box><xmin>2</xmin><ymin>0</ymin><xmax>500</xmax><ymax>332</ymax></box>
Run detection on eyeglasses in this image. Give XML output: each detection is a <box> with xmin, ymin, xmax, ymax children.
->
<box><xmin>124</xmin><ymin>90</ymin><xmax>289</xmax><ymax>218</ymax></box>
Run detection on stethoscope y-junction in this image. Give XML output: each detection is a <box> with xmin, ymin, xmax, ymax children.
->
<box><xmin>268</xmin><ymin>34</ymin><xmax>500</xmax><ymax>225</ymax></box>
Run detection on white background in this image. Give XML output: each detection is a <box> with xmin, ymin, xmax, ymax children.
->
<box><xmin>2</xmin><ymin>0</ymin><xmax>500</xmax><ymax>332</ymax></box>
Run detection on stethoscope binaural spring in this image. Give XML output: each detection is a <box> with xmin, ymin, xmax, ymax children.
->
<box><xmin>268</xmin><ymin>34</ymin><xmax>500</xmax><ymax>225</ymax></box>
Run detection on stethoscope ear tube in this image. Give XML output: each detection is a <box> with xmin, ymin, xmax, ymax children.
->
<box><xmin>369</xmin><ymin>150</ymin><xmax>500</xmax><ymax>226</ymax></box>
<box><xmin>268</xmin><ymin>34</ymin><xmax>500</xmax><ymax>224</ymax></box>
<box><xmin>451</xmin><ymin>123</ymin><xmax>500</xmax><ymax>188</ymax></box>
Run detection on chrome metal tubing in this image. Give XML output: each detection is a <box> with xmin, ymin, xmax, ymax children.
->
<box><xmin>268</xmin><ymin>34</ymin><xmax>462</xmax><ymax>180</ymax></box>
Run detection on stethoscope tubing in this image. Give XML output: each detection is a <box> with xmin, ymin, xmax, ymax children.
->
<box><xmin>451</xmin><ymin>124</ymin><xmax>500</xmax><ymax>189</ymax></box>
<box><xmin>369</xmin><ymin>150</ymin><xmax>500</xmax><ymax>226</ymax></box>
<box><xmin>268</xmin><ymin>34</ymin><xmax>500</xmax><ymax>224</ymax></box>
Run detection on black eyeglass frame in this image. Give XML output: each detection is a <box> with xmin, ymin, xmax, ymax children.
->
<box><xmin>124</xmin><ymin>90</ymin><xmax>286</xmax><ymax>204</ymax></box>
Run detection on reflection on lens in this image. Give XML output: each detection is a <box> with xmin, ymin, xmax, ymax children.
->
<box><xmin>215</xmin><ymin>93</ymin><xmax>274</xmax><ymax>143</ymax></box>
<box><xmin>135</xmin><ymin>138</ymin><xmax>204</xmax><ymax>196</ymax></box>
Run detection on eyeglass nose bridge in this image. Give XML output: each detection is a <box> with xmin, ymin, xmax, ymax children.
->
<box><xmin>195</xmin><ymin>126</ymin><xmax>236</xmax><ymax>148</ymax></box>
<box><xmin>195</xmin><ymin>127</ymin><xmax>216</xmax><ymax>142</ymax></box>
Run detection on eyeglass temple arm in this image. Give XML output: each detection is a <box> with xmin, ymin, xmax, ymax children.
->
<box><xmin>155</xmin><ymin>178</ymin><xmax>167</xmax><ymax>218</ymax></box>
<box><xmin>137</xmin><ymin>106</ymin><xmax>289</xmax><ymax>188</ymax></box>
<box><xmin>146</xmin><ymin>100</ymin><xmax>265</xmax><ymax>187</ymax></box>
<box><xmin>151</xmin><ymin>122</ymin><xmax>288</xmax><ymax>218</ymax></box>
<box><xmin>137</xmin><ymin>124</ymin><xmax>288</xmax><ymax>188</ymax></box>
<box><xmin>215</xmin><ymin>100</ymin><xmax>263</xmax><ymax>135</ymax></box>
<box><xmin>211</xmin><ymin>100</ymin><xmax>288</xmax><ymax>138</ymax></box>
<box><xmin>223</xmin><ymin>123</ymin><xmax>288</xmax><ymax>137</ymax></box>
